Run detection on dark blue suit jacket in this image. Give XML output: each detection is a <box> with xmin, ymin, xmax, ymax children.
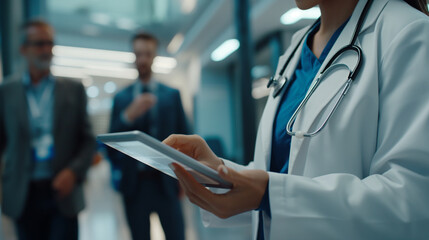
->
<box><xmin>107</xmin><ymin>82</ymin><xmax>188</xmax><ymax>198</ymax></box>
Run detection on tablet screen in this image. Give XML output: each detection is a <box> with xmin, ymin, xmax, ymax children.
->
<box><xmin>98</xmin><ymin>131</ymin><xmax>232</xmax><ymax>189</ymax></box>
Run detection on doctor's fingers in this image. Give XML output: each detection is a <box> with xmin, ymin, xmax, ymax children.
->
<box><xmin>175</xmin><ymin>170</ymin><xmax>216</xmax><ymax>213</ymax></box>
<box><xmin>174</xmin><ymin>169</ymin><xmax>234</xmax><ymax>219</ymax></box>
<box><xmin>170</xmin><ymin>163</ymin><xmax>215</xmax><ymax>200</ymax></box>
<box><xmin>163</xmin><ymin>134</ymin><xmax>200</xmax><ymax>151</ymax></box>
<box><xmin>214</xmin><ymin>167</ymin><xmax>271</xmax><ymax>215</ymax></box>
<box><xmin>163</xmin><ymin>134</ymin><xmax>213</xmax><ymax>158</ymax></box>
<box><xmin>173</xmin><ymin>163</ymin><xmax>248</xmax><ymax>218</ymax></box>
<box><xmin>174</xmin><ymin>163</ymin><xmax>257</xmax><ymax>219</ymax></box>
<box><xmin>171</xmin><ymin>163</ymin><xmax>221</xmax><ymax>212</ymax></box>
<box><xmin>163</xmin><ymin>134</ymin><xmax>203</xmax><ymax>146</ymax></box>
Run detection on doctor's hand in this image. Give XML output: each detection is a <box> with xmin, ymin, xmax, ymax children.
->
<box><xmin>170</xmin><ymin>162</ymin><xmax>269</xmax><ymax>219</ymax></box>
<box><xmin>163</xmin><ymin>134</ymin><xmax>224</xmax><ymax>170</ymax></box>
<box><xmin>125</xmin><ymin>93</ymin><xmax>157</xmax><ymax>122</ymax></box>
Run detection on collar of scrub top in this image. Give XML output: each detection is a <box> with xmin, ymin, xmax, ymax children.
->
<box><xmin>267</xmin><ymin>0</ymin><xmax>372</xmax><ymax>99</ymax></box>
<box><xmin>283</xmin><ymin>0</ymin><xmax>372</xmax><ymax>138</ymax></box>
<box><xmin>266</xmin><ymin>20</ymin><xmax>319</xmax><ymax>98</ymax></box>
<box><xmin>264</xmin><ymin>0</ymin><xmax>373</xmax><ymax>139</ymax></box>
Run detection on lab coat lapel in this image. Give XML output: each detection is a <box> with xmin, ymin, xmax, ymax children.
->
<box><xmin>259</xmin><ymin>29</ymin><xmax>307</xmax><ymax>170</ymax></box>
<box><xmin>288</xmin><ymin>0</ymin><xmax>388</xmax><ymax>174</ymax></box>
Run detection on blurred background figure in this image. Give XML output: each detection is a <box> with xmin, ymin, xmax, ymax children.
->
<box><xmin>0</xmin><ymin>20</ymin><xmax>95</xmax><ymax>240</ymax></box>
<box><xmin>107</xmin><ymin>32</ymin><xmax>188</xmax><ymax>240</ymax></box>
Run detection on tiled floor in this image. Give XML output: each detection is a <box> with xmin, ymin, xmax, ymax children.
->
<box><xmin>1</xmin><ymin>160</ymin><xmax>252</xmax><ymax>240</ymax></box>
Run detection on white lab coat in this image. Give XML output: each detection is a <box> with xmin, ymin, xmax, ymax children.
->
<box><xmin>202</xmin><ymin>0</ymin><xmax>429</xmax><ymax>239</ymax></box>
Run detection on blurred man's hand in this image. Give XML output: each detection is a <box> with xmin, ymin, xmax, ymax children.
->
<box><xmin>125</xmin><ymin>93</ymin><xmax>157</xmax><ymax>122</ymax></box>
<box><xmin>52</xmin><ymin>168</ymin><xmax>76</xmax><ymax>198</ymax></box>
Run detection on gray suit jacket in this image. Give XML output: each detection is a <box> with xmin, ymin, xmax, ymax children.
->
<box><xmin>0</xmin><ymin>76</ymin><xmax>95</xmax><ymax>219</ymax></box>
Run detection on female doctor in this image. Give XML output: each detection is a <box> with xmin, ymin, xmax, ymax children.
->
<box><xmin>164</xmin><ymin>0</ymin><xmax>429</xmax><ymax>239</ymax></box>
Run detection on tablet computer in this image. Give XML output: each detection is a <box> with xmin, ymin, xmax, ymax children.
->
<box><xmin>97</xmin><ymin>131</ymin><xmax>232</xmax><ymax>189</ymax></box>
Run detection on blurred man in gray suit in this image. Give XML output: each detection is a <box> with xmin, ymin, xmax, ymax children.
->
<box><xmin>108</xmin><ymin>32</ymin><xmax>187</xmax><ymax>240</ymax></box>
<box><xmin>0</xmin><ymin>20</ymin><xmax>95</xmax><ymax>240</ymax></box>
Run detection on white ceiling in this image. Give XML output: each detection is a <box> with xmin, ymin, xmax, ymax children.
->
<box><xmin>48</xmin><ymin>0</ymin><xmax>314</xmax><ymax>66</ymax></box>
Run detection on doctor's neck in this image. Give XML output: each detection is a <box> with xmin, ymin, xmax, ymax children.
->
<box><xmin>309</xmin><ymin>0</ymin><xmax>358</xmax><ymax>58</ymax></box>
<box><xmin>318</xmin><ymin>0</ymin><xmax>358</xmax><ymax>35</ymax></box>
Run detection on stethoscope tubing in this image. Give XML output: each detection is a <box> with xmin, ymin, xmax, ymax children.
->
<box><xmin>275</xmin><ymin>0</ymin><xmax>373</xmax><ymax>138</ymax></box>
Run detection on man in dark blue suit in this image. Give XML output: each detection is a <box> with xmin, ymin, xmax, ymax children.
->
<box><xmin>108</xmin><ymin>32</ymin><xmax>187</xmax><ymax>240</ymax></box>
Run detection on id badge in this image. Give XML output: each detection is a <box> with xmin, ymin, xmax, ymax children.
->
<box><xmin>32</xmin><ymin>134</ymin><xmax>55</xmax><ymax>162</ymax></box>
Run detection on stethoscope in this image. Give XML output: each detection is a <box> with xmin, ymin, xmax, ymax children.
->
<box><xmin>267</xmin><ymin>0</ymin><xmax>373</xmax><ymax>138</ymax></box>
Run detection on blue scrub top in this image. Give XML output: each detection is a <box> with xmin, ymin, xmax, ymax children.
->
<box><xmin>257</xmin><ymin>19</ymin><xmax>348</xmax><ymax>218</ymax></box>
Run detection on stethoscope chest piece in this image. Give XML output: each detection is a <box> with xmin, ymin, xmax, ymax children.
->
<box><xmin>267</xmin><ymin>75</ymin><xmax>288</xmax><ymax>98</ymax></box>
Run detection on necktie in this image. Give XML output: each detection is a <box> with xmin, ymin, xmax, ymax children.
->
<box><xmin>140</xmin><ymin>85</ymin><xmax>151</xmax><ymax>134</ymax></box>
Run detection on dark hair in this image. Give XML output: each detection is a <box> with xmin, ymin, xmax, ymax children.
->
<box><xmin>21</xmin><ymin>19</ymin><xmax>53</xmax><ymax>45</ymax></box>
<box><xmin>405</xmin><ymin>0</ymin><xmax>429</xmax><ymax>15</ymax></box>
<box><xmin>131</xmin><ymin>32</ymin><xmax>159</xmax><ymax>47</ymax></box>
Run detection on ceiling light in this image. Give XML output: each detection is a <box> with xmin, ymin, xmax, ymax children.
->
<box><xmin>90</xmin><ymin>13</ymin><xmax>111</xmax><ymax>26</ymax></box>
<box><xmin>82</xmin><ymin>78</ymin><xmax>93</xmax><ymax>87</ymax></box>
<box><xmin>52</xmin><ymin>45</ymin><xmax>177</xmax><ymax>76</ymax></box>
<box><xmin>52</xmin><ymin>57</ymin><xmax>130</xmax><ymax>69</ymax></box>
<box><xmin>151</xmin><ymin>66</ymin><xmax>174</xmax><ymax>74</ymax></box>
<box><xmin>116</xmin><ymin>18</ymin><xmax>138</xmax><ymax>31</ymax></box>
<box><xmin>167</xmin><ymin>33</ymin><xmax>185</xmax><ymax>54</ymax></box>
<box><xmin>251</xmin><ymin>65</ymin><xmax>271</xmax><ymax>79</ymax></box>
<box><xmin>211</xmin><ymin>39</ymin><xmax>240</xmax><ymax>62</ymax></box>
<box><xmin>152</xmin><ymin>56</ymin><xmax>177</xmax><ymax>74</ymax></box>
<box><xmin>86</xmin><ymin>86</ymin><xmax>99</xmax><ymax>98</ymax></box>
<box><xmin>154</xmin><ymin>56</ymin><xmax>177</xmax><ymax>69</ymax></box>
<box><xmin>81</xmin><ymin>25</ymin><xmax>101</xmax><ymax>37</ymax></box>
<box><xmin>85</xmin><ymin>66</ymin><xmax>138</xmax><ymax>79</ymax></box>
<box><xmin>252</xmin><ymin>78</ymin><xmax>271</xmax><ymax>99</ymax></box>
<box><xmin>51</xmin><ymin>65</ymin><xmax>86</xmax><ymax>79</ymax></box>
<box><xmin>51</xmin><ymin>65</ymin><xmax>138</xmax><ymax>80</ymax></box>
<box><xmin>280</xmin><ymin>7</ymin><xmax>320</xmax><ymax>25</ymax></box>
<box><xmin>53</xmin><ymin>45</ymin><xmax>136</xmax><ymax>63</ymax></box>
<box><xmin>181</xmin><ymin>0</ymin><xmax>197</xmax><ymax>14</ymax></box>
<box><xmin>104</xmin><ymin>81</ymin><xmax>117</xmax><ymax>94</ymax></box>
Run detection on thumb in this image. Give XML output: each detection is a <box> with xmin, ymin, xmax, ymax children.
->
<box><xmin>217</xmin><ymin>165</ymin><xmax>238</xmax><ymax>183</ymax></box>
